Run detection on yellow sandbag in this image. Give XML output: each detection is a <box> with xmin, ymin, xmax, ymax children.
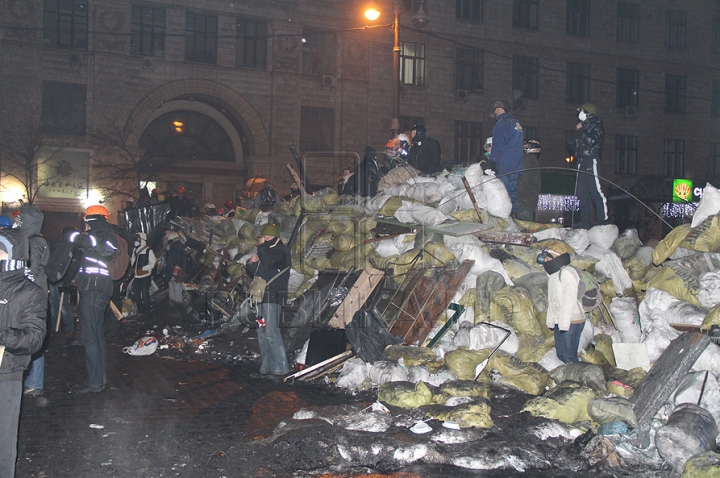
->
<box><xmin>276</xmin><ymin>202</ymin><xmax>295</xmax><ymax>216</ymax></box>
<box><xmin>535</xmin><ymin>239</ymin><xmax>575</xmax><ymax>255</ymax></box>
<box><xmin>647</xmin><ymin>263</ymin><xmax>702</xmax><ymax>306</ymax></box>
<box><xmin>444</xmin><ymin>349</ymin><xmax>489</xmax><ymax>380</ymax></box>
<box><xmin>624</xmin><ymin>256</ymin><xmax>650</xmax><ymax>281</ymax></box>
<box><xmin>503</xmin><ymin>258</ymin><xmax>535</xmax><ymax>281</ymax></box>
<box><xmin>305</xmin><ymin>257</ymin><xmax>332</xmax><ymax>272</ymax></box>
<box><xmin>440</xmin><ymin>380</ymin><xmax>490</xmax><ymax>399</ymax></box>
<box><xmin>515</xmin><ymin>219</ymin><xmax>563</xmax><ymax>233</ymax></box>
<box><xmin>389</xmin><ymin>248</ymin><xmax>422</xmax><ymax>278</ymax></box>
<box><xmin>607</xmin><ymin>367</ymin><xmax>647</xmax><ymax>388</ymax></box>
<box><xmin>458</xmin><ymin>288</ymin><xmax>477</xmax><ymax>312</ymax></box>
<box><xmin>235</xmin><ymin>207</ymin><xmax>258</xmax><ymax>222</ymax></box>
<box><xmin>490</xmin><ymin>286</ymin><xmax>544</xmax><ymax>336</ymax></box>
<box><xmin>423</xmin><ymin>401</ymin><xmax>493</xmax><ymax>429</ymax></box>
<box><xmin>423</xmin><ymin>242</ymin><xmax>456</xmax><ymax>267</ymax></box>
<box><xmin>653</xmin><ymin>223</ymin><xmax>692</xmax><ymax>265</ymax></box>
<box><xmin>358</xmin><ymin>216</ymin><xmax>377</xmax><ymax>234</ymax></box>
<box><xmin>332</xmin><ymin>234</ymin><xmax>356</xmax><ymax>252</ymax></box>
<box><xmin>701</xmin><ymin>305</ymin><xmax>720</xmax><ymax>331</ymax></box>
<box><xmin>380</xmin><ymin>345</ymin><xmax>438</xmax><ymax>367</ymax></box>
<box><xmin>451</xmin><ymin>209</ymin><xmax>482</xmax><ymax>222</ymax></box>
<box><xmin>488</xmin><ymin>350</ymin><xmax>552</xmax><ymax>395</ymax></box>
<box><xmin>378</xmin><ymin>381</ymin><xmax>433</xmax><ymax>408</ymax></box>
<box><xmin>327</xmin><ymin>219</ymin><xmax>355</xmax><ymax>236</ymax></box>
<box><xmin>594</xmin><ymin>334</ymin><xmax>616</xmax><ymax>367</ymax></box>
<box><xmin>522</xmin><ymin>383</ymin><xmax>599</xmax><ymax>424</ymax></box>
<box><xmin>606</xmin><ymin>380</ymin><xmax>634</xmax><ymax>398</ymax></box>
<box><xmin>122</xmin><ymin>298</ymin><xmax>133</xmax><ymax>316</ymax></box>
<box><xmin>299</xmin><ymin>195</ymin><xmax>326</xmax><ymax>212</ymax></box>
<box><xmin>321</xmin><ymin>192</ymin><xmax>340</xmax><ymax>207</ymax></box>
<box><xmin>579</xmin><ymin>348</ymin><xmax>611</xmax><ymax>367</ymax></box>
<box><xmin>517</xmin><ymin>334</ymin><xmax>555</xmax><ymax>362</ymax></box>
<box><xmin>681</xmin><ymin>214</ymin><xmax>720</xmax><ymax>252</ymax></box>
<box><xmin>378</xmin><ymin>197</ymin><xmax>406</xmax><ymax>216</ymax></box>
<box><xmin>681</xmin><ymin>451</ymin><xmax>720</xmax><ymax>478</ymax></box>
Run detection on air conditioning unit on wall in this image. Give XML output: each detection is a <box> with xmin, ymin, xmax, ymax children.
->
<box><xmin>455</xmin><ymin>90</ymin><xmax>470</xmax><ymax>101</ymax></box>
<box><xmin>142</xmin><ymin>58</ymin><xmax>157</xmax><ymax>70</ymax></box>
<box><xmin>624</xmin><ymin>105</ymin><xmax>638</xmax><ymax>118</ymax></box>
<box><xmin>322</xmin><ymin>75</ymin><xmax>337</xmax><ymax>88</ymax></box>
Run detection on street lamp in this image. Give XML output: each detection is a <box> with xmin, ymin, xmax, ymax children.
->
<box><xmin>364</xmin><ymin>0</ymin><xmax>429</xmax><ymax>137</ymax></box>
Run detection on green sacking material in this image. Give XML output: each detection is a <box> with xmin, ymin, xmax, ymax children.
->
<box><xmin>701</xmin><ymin>305</ymin><xmax>720</xmax><ymax>331</ymax></box>
<box><xmin>321</xmin><ymin>192</ymin><xmax>340</xmax><ymax>207</ymax></box>
<box><xmin>606</xmin><ymin>380</ymin><xmax>634</xmax><ymax>398</ymax></box>
<box><xmin>451</xmin><ymin>209</ymin><xmax>482</xmax><ymax>222</ymax></box>
<box><xmin>681</xmin><ymin>451</ymin><xmax>720</xmax><ymax>478</ymax></box>
<box><xmin>587</xmin><ymin>397</ymin><xmax>637</xmax><ymax>427</ymax></box>
<box><xmin>647</xmin><ymin>262</ymin><xmax>701</xmax><ymax>306</ymax></box>
<box><xmin>579</xmin><ymin>349</ymin><xmax>611</xmax><ymax>368</ymax></box>
<box><xmin>276</xmin><ymin>202</ymin><xmax>295</xmax><ymax>216</ymax></box>
<box><xmin>522</xmin><ymin>383</ymin><xmax>599</xmax><ymax>424</ymax></box>
<box><xmin>378</xmin><ymin>381</ymin><xmax>433</xmax><ymax>408</ymax></box>
<box><xmin>358</xmin><ymin>216</ymin><xmax>377</xmax><ymax>234</ymax></box>
<box><xmin>550</xmin><ymin>362</ymin><xmax>607</xmax><ymax>391</ymax></box>
<box><xmin>440</xmin><ymin>380</ymin><xmax>489</xmax><ymax>399</ymax></box>
<box><xmin>516</xmin><ymin>334</ymin><xmax>555</xmax><ymax>362</ymax></box>
<box><xmin>226</xmin><ymin>262</ymin><xmax>244</xmax><ymax>282</ymax></box>
<box><xmin>380</xmin><ymin>345</ymin><xmax>438</xmax><ymax>367</ymax></box>
<box><xmin>444</xmin><ymin>349</ymin><xmax>489</xmax><ymax>380</ymax></box>
<box><xmin>423</xmin><ymin>401</ymin><xmax>493</xmax><ymax>428</ymax></box>
<box><xmin>490</xmin><ymin>286</ymin><xmax>544</xmax><ymax>336</ymax></box>
<box><xmin>305</xmin><ymin>257</ymin><xmax>332</xmax><ymax>272</ymax></box>
<box><xmin>535</xmin><ymin>239</ymin><xmax>575</xmax><ymax>256</ymax></box>
<box><xmin>423</xmin><ymin>242</ymin><xmax>456</xmax><ymax>267</ymax></box>
<box><xmin>235</xmin><ymin>207</ymin><xmax>258</xmax><ymax>222</ymax></box>
<box><xmin>594</xmin><ymin>334</ymin><xmax>616</xmax><ymax>368</ymax></box>
<box><xmin>476</xmin><ymin>271</ymin><xmax>507</xmax><ymax>314</ymax></box>
<box><xmin>239</xmin><ymin>222</ymin><xmax>257</xmax><ymax>240</ymax></box>
<box><xmin>503</xmin><ymin>258</ymin><xmax>535</xmax><ymax>281</ymax></box>
<box><xmin>389</xmin><ymin>249</ymin><xmax>422</xmax><ymax>278</ymax></box>
<box><xmin>378</xmin><ymin>196</ymin><xmax>406</xmax><ymax>216</ymax></box>
<box><xmin>332</xmin><ymin>234</ymin><xmax>355</xmax><ymax>252</ymax></box>
<box><xmin>653</xmin><ymin>223</ymin><xmax>691</xmax><ymax>265</ymax></box>
<box><xmin>488</xmin><ymin>350</ymin><xmax>552</xmax><ymax>395</ymax></box>
<box><xmin>681</xmin><ymin>215</ymin><xmax>720</xmax><ymax>253</ymax></box>
<box><xmin>327</xmin><ymin>219</ymin><xmax>355</xmax><ymax>236</ymax></box>
<box><xmin>300</xmin><ymin>195</ymin><xmax>326</xmax><ymax>212</ymax></box>
<box><xmin>606</xmin><ymin>366</ymin><xmax>647</xmax><ymax>388</ymax></box>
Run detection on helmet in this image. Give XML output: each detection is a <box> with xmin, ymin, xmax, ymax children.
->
<box><xmin>578</xmin><ymin>103</ymin><xmax>597</xmax><ymax>115</ymax></box>
<box><xmin>484</xmin><ymin>137</ymin><xmax>493</xmax><ymax>148</ymax></box>
<box><xmin>0</xmin><ymin>216</ymin><xmax>12</xmax><ymax>228</ymax></box>
<box><xmin>260</xmin><ymin>223</ymin><xmax>279</xmax><ymax>237</ymax></box>
<box><xmin>524</xmin><ymin>139</ymin><xmax>541</xmax><ymax>154</ymax></box>
<box><xmin>224</xmin><ymin>200</ymin><xmax>234</xmax><ymax>209</ymax></box>
<box><xmin>85</xmin><ymin>205</ymin><xmax>110</xmax><ymax>219</ymax></box>
<box><xmin>177</xmin><ymin>186</ymin><xmax>186</xmax><ymax>194</ymax></box>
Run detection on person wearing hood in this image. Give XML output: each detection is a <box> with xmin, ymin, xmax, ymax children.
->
<box><xmin>407</xmin><ymin>125</ymin><xmax>443</xmax><ymax>175</ymax></box>
<box><xmin>355</xmin><ymin>147</ymin><xmax>380</xmax><ymax>197</ymax></box>
<box><xmin>337</xmin><ymin>167</ymin><xmax>356</xmax><ymax>196</ymax></box>
<box><xmin>15</xmin><ymin>206</ymin><xmax>49</xmax><ymax>398</ymax></box>
<box><xmin>69</xmin><ymin>205</ymin><xmax>119</xmax><ymax>394</ymax></box>
<box><xmin>131</xmin><ymin>232</ymin><xmax>156</xmax><ymax>315</ymax></box>
<box><xmin>490</xmin><ymin>100</ymin><xmax>524</xmax><ymax>216</ymax></box>
<box><xmin>0</xmin><ymin>228</ymin><xmax>47</xmax><ymax>477</ymax></box>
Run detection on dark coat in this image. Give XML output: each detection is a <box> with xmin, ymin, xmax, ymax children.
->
<box><xmin>407</xmin><ymin>137</ymin><xmax>443</xmax><ymax>174</ymax></box>
<box><xmin>490</xmin><ymin>112</ymin><xmax>524</xmax><ymax>176</ymax></box>
<box><xmin>19</xmin><ymin>206</ymin><xmax>49</xmax><ymax>291</ymax></box>
<box><xmin>0</xmin><ymin>229</ymin><xmax>47</xmax><ymax>381</ymax></box>
<box><xmin>568</xmin><ymin>114</ymin><xmax>604</xmax><ymax>164</ymax></box>
<box><xmin>246</xmin><ymin>237</ymin><xmax>291</xmax><ymax>305</ymax></box>
<box><xmin>70</xmin><ymin>218</ymin><xmax>118</xmax><ymax>291</ymax></box>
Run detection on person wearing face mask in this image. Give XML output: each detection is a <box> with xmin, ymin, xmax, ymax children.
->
<box><xmin>131</xmin><ymin>232</ymin><xmax>156</xmax><ymax>315</ymax></box>
<box><xmin>407</xmin><ymin>125</ymin><xmax>443</xmax><ymax>175</ymax></box>
<box><xmin>567</xmin><ymin>103</ymin><xmax>608</xmax><ymax>229</ymax></box>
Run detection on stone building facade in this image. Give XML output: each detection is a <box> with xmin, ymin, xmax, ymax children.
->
<box><xmin>1</xmin><ymin>0</ymin><xmax>719</xmax><ymax>218</ymax></box>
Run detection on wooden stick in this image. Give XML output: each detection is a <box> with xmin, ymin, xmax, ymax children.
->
<box><xmin>109</xmin><ymin>301</ymin><xmax>123</xmax><ymax>321</ymax></box>
<box><xmin>286</xmin><ymin>164</ymin><xmax>308</xmax><ymax>195</ymax></box>
<box><xmin>283</xmin><ymin>350</ymin><xmax>353</xmax><ymax>382</ymax></box>
<box><xmin>462</xmin><ymin>176</ymin><xmax>484</xmax><ymax>223</ymax></box>
<box><xmin>55</xmin><ymin>291</ymin><xmax>64</xmax><ymax>333</ymax></box>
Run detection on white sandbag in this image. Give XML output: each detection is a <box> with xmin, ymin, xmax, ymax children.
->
<box><xmin>443</xmin><ymin>235</ymin><xmax>513</xmax><ymax>284</ymax></box>
<box><xmin>564</xmin><ymin>228</ymin><xmax>590</xmax><ymax>255</ymax></box>
<box><xmin>438</xmin><ymin>196</ymin><xmax>460</xmax><ymax>215</ymax></box>
<box><xmin>588</xmin><ymin>224</ymin><xmax>619</xmax><ymax>250</ymax></box>
<box><xmin>336</xmin><ymin>357</ymin><xmax>371</xmax><ymax>389</ymax></box>
<box><xmin>673</xmin><ymin>370</ymin><xmax>720</xmax><ymax>433</ymax></box>
<box><xmin>468</xmin><ymin>321</ymin><xmax>519</xmax><ymax>354</ymax></box>
<box><xmin>394</xmin><ymin>201</ymin><xmax>449</xmax><ymax>226</ymax></box>
<box><xmin>373</xmin><ymin>233</ymin><xmax>416</xmax><ymax>258</ymax></box>
<box><xmin>532</xmin><ymin>227</ymin><xmax>565</xmax><ymax>242</ymax></box>
<box><xmin>612</xmin><ymin>229</ymin><xmax>643</xmax><ymax>260</ymax></box>
<box><xmin>642</xmin><ymin>322</ymin><xmax>681</xmax><ymax>364</ymax></box>
<box><xmin>369</xmin><ymin>360</ymin><xmax>408</xmax><ymax>385</ymax></box>
<box><xmin>692</xmin><ymin>182</ymin><xmax>720</xmax><ymax>228</ymax></box>
<box><xmin>666</xmin><ymin>300</ymin><xmax>707</xmax><ymax>326</ymax></box>
<box><xmin>288</xmin><ymin>268</ymin><xmax>306</xmax><ymax>294</ymax></box>
<box><xmin>585</xmin><ymin>246</ymin><xmax>633</xmax><ymax>294</ymax></box>
<box><xmin>699</xmin><ymin>271</ymin><xmax>720</xmax><ymax>309</ymax></box>
<box><xmin>538</xmin><ymin>348</ymin><xmax>565</xmax><ymax>373</ymax></box>
<box><xmin>577</xmin><ymin>318</ymin><xmax>595</xmax><ymax>353</ymax></box>
<box><xmin>479</xmin><ymin>170</ymin><xmax>512</xmax><ymax>218</ymax></box>
<box><xmin>634</xmin><ymin>246</ymin><xmax>655</xmax><ymax>266</ymax></box>
<box><xmin>364</xmin><ymin>194</ymin><xmax>392</xmax><ymax>213</ymax></box>
<box><xmin>609</xmin><ymin>297</ymin><xmax>642</xmax><ymax>343</ymax></box>
<box><xmin>595</xmin><ymin>319</ymin><xmax>624</xmax><ymax>345</ymax></box>
<box><xmin>639</xmin><ymin>287</ymin><xmax>682</xmax><ymax>328</ymax></box>
<box><xmin>692</xmin><ymin>343</ymin><xmax>720</xmax><ymax>379</ymax></box>
<box><xmin>406</xmin><ymin>366</ymin><xmax>457</xmax><ymax>387</ymax></box>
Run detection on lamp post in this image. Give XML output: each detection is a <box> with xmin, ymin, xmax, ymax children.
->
<box><xmin>365</xmin><ymin>0</ymin><xmax>429</xmax><ymax>138</ymax></box>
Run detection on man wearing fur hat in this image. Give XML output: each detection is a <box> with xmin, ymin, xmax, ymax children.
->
<box><xmin>0</xmin><ymin>228</ymin><xmax>47</xmax><ymax>477</ymax></box>
<box><xmin>246</xmin><ymin>223</ymin><xmax>291</xmax><ymax>382</ymax></box>
<box><xmin>131</xmin><ymin>232</ymin><xmax>156</xmax><ymax>315</ymax></box>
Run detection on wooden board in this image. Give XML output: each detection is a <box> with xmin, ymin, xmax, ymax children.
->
<box><xmin>474</xmin><ymin>229</ymin><xmax>534</xmax><ymax>246</ymax></box>
<box><xmin>328</xmin><ymin>267</ymin><xmax>385</xmax><ymax>329</ymax></box>
<box><xmin>389</xmin><ymin>260</ymin><xmax>474</xmax><ymax>345</ymax></box>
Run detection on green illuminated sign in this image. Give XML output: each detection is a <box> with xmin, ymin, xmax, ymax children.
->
<box><xmin>673</xmin><ymin>179</ymin><xmax>693</xmax><ymax>203</ymax></box>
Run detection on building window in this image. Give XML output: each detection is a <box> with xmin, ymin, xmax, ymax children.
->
<box><xmin>566</xmin><ymin>0</ymin><xmax>589</xmax><ymax>36</ymax></box>
<box><xmin>454</xmin><ymin>121</ymin><xmax>483</xmax><ymax>164</ymax></box>
<box><xmin>666</xmin><ymin>9</ymin><xmax>687</xmax><ymax>50</ymax></box>
<box><xmin>139</xmin><ymin>111</ymin><xmax>235</xmax><ymax>162</ymax></box>
<box><xmin>236</xmin><ymin>18</ymin><xmax>267</xmax><ymax>69</ymax></box>
<box><xmin>665</xmin><ymin>74</ymin><xmax>686</xmax><ymax>114</ymax></box>
<box><xmin>617</xmin><ymin>2</ymin><xmax>639</xmax><ymax>43</ymax></box>
<box><xmin>713</xmin><ymin>79</ymin><xmax>720</xmax><ymax>118</ymax></box>
<box><xmin>300</xmin><ymin>106</ymin><xmax>334</xmax><ymax>152</ymax></box>
<box><xmin>513</xmin><ymin>0</ymin><xmax>538</xmax><ymax>29</ymax></box>
<box><xmin>399</xmin><ymin>116</ymin><xmax>424</xmax><ymax>134</ymax></box>
<box><xmin>41</xmin><ymin>81</ymin><xmax>86</xmax><ymax>136</ymax></box>
<box><xmin>185</xmin><ymin>12</ymin><xmax>217</xmax><ymax>64</ymax></box>
<box><xmin>43</xmin><ymin>0</ymin><xmax>88</xmax><ymax>49</ymax></box>
<box><xmin>455</xmin><ymin>49</ymin><xmax>483</xmax><ymax>92</ymax></box>
<box><xmin>302</xmin><ymin>27</ymin><xmax>336</xmax><ymax>77</ymax></box>
<box><xmin>566</xmin><ymin>62</ymin><xmax>590</xmax><ymax>104</ymax></box>
<box><xmin>616</xmin><ymin>68</ymin><xmax>639</xmax><ymax>108</ymax></box>
<box><xmin>456</xmin><ymin>0</ymin><xmax>482</xmax><ymax>21</ymax></box>
<box><xmin>615</xmin><ymin>135</ymin><xmax>637</xmax><ymax>174</ymax></box>
<box><xmin>710</xmin><ymin>143</ymin><xmax>720</xmax><ymax>179</ymax></box>
<box><xmin>713</xmin><ymin>15</ymin><xmax>720</xmax><ymax>54</ymax></box>
<box><xmin>400</xmin><ymin>42</ymin><xmax>425</xmax><ymax>86</ymax></box>
<box><xmin>513</xmin><ymin>56</ymin><xmax>538</xmax><ymax>99</ymax></box>
<box><xmin>131</xmin><ymin>6</ymin><xmax>165</xmax><ymax>56</ymax></box>
<box><xmin>664</xmin><ymin>139</ymin><xmax>685</xmax><ymax>177</ymax></box>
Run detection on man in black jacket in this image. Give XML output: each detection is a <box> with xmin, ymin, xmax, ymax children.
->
<box><xmin>0</xmin><ymin>228</ymin><xmax>47</xmax><ymax>477</ymax></box>
<box><xmin>246</xmin><ymin>223</ymin><xmax>291</xmax><ymax>382</ymax></box>
<box><xmin>69</xmin><ymin>205</ymin><xmax>119</xmax><ymax>393</ymax></box>
<box><xmin>567</xmin><ymin>103</ymin><xmax>608</xmax><ymax>228</ymax></box>
<box><xmin>407</xmin><ymin>124</ymin><xmax>443</xmax><ymax>175</ymax></box>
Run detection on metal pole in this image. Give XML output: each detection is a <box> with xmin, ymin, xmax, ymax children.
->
<box><xmin>392</xmin><ymin>0</ymin><xmax>401</xmax><ymax>137</ymax></box>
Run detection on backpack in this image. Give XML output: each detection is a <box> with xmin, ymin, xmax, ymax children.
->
<box><xmin>571</xmin><ymin>266</ymin><xmax>602</xmax><ymax>313</ymax></box>
<box><xmin>259</xmin><ymin>188</ymin><xmax>276</xmax><ymax>209</ymax></box>
<box><xmin>107</xmin><ymin>233</ymin><xmax>130</xmax><ymax>281</ymax></box>
<box><xmin>45</xmin><ymin>240</ymin><xmax>76</xmax><ymax>283</ymax></box>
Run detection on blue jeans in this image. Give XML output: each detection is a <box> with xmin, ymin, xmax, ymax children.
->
<box><xmin>79</xmin><ymin>278</ymin><xmax>114</xmax><ymax>387</ymax></box>
<box><xmin>25</xmin><ymin>353</ymin><xmax>44</xmax><ymax>390</ymax></box>
<box><xmin>500</xmin><ymin>173</ymin><xmax>520</xmax><ymax>215</ymax></box>
<box><xmin>49</xmin><ymin>282</ymin><xmax>74</xmax><ymax>333</ymax></box>
<box><xmin>0</xmin><ymin>380</ymin><xmax>22</xmax><ymax>478</ymax></box>
<box><xmin>256</xmin><ymin>303</ymin><xmax>289</xmax><ymax>375</ymax></box>
<box><xmin>554</xmin><ymin>321</ymin><xmax>586</xmax><ymax>363</ymax></box>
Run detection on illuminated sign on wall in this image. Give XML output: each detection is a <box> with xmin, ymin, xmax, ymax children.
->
<box><xmin>673</xmin><ymin>179</ymin><xmax>693</xmax><ymax>203</ymax></box>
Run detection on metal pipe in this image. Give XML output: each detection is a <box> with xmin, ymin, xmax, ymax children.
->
<box><xmin>392</xmin><ymin>0</ymin><xmax>401</xmax><ymax>137</ymax></box>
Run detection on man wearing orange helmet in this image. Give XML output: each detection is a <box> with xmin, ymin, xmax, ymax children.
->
<box><xmin>68</xmin><ymin>205</ymin><xmax>119</xmax><ymax>393</ymax></box>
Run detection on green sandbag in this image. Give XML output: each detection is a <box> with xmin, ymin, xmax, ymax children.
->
<box><xmin>681</xmin><ymin>215</ymin><xmax>720</xmax><ymax>253</ymax></box>
<box><xmin>653</xmin><ymin>223</ymin><xmax>691</xmax><ymax>265</ymax></box>
<box><xmin>332</xmin><ymin>234</ymin><xmax>356</xmax><ymax>252</ymax></box>
<box><xmin>516</xmin><ymin>334</ymin><xmax>555</xmax><ymax>362</ymax></box>
<box><xmin>579</xmin><ymin>349</ymin><xmax>611</xmax><ymax>368</ymax></box>
<box><xmin>327</xmin><ymin>219</ymin><xmax>355</xmax><ymax>236</ymax></box>
<box><xmin>550</xmin><ymin>362</ymin><xmax>607</xmax><ymax>391</ymax></box>
<box><xmin>358</xmin><ymin>216</ymin><xmax>377</xmax><ymax>234</ymax></box>
<box><xmin>378</xmin><ymin>381</ymin><xmax>433</xmax><ymax>408</ymax></box>
<box><xmin>380</xmin><ymin>345</ymin><xmax>438</xmax><ymax>367</ymax></box>
<box><xmin>490</xmin><ymin>286</ymin><xmax>544</xmax><ymax>337</ymax></box>
<box><xmin>440</xmin><ymin>380</ymin><xmax>489</xmax><ymax>399</ymax></box>
<box><xmin>422</xmin><ymin>401</ymin><xmax>493</xmax><ymax>428</ymax></box>
<box><xmin>606</xmin><ymin>366</ymin><xmax>647</xmax><ymax>388</ymax></box>
<box><xmin>702</xmin><ymin>304</ymin><xmax>720</xmax><ymax>331</ymax></box>
<box><xmin>378</xmin><ymin>197</ymin><xmax>406</xmax><ymax>216</ymax></box>
<box><xmin>594</xmin><ymin>334</ymin><xmax>616</xmax><ymax>368</ymax></box>
<box><xmin>587</xmin><ymin>397</ymin><xmax>637</xmax><ymax>427</ymax></box>
<box><xmin>488</xmin><ymin>350</ymin><xmax>552</xmax><ymax>396</ymax></box>
<box><xmin>522</xmin><ymin>382</ymin><xmax>600</xmax><ymax>424</ymax></box>
<box><xmin>423</xmin><ymin>242</ymin><xmax>456</xmax><ymax>267</ymax></box>
<box><xmin>681</xmin><ymin>451</ymin><xmax>720</xmax><ymax>478</ymax></box>
<box><xmin>623</xmin><ymin>256</ymin><xmax>650</xmax><ymax>281</ymax></box>
<box><xmin>476</xmin><ymin>271</ymin><xmax>507</xmax><ymax>313</ymax></box>
<box><xmin>444</xmin><ymin>349</ymin><xmax>489</xmax><ymax>380</ymax></box>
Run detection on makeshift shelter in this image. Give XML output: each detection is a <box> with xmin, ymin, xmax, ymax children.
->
<box><xmin>241</xmin><ymin>176</ymin><xmax>278</xmax><ymax>199</ymax></box>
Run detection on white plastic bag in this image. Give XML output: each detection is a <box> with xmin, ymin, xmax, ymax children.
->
<box><xmin>692</xmin><ymin>182</ymin><xmax>720</xmax><ymax>228</ymax></box>
<box><xmin>698</xmin><ymin>271</ymin><xmax>720</xmax><ymax>309</ymax></box>
<box><xmin>123</xmin><ymin>336</ymin><xmax>158</xmax><ymax>356</ymax></box>
<box><xmin>479</xmin><ymin>170</ymin><xmax>512</xmax><ymax>218</ymax></box>
<box><xmin>608</xmin><ymin>297</ymin><xmax>642</xmax><ymax>343</ymax></box>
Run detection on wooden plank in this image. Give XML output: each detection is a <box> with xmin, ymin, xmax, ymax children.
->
<box><xmin>474</xmin><ymin>229</ymin><xmax>534</xmax><ymax>246</ymax></box>
<box><xmin>389</xmin><ymin>260</ymin><xmax>474</xmax><ymax>345</ymax></box>
<box><xmin>328</xmin><ymin>267</ymin><xmax>385</xmax><ymax>329</ymax></box>
<box><xmin>632</xmin><ymin>332</ymin><xmax>711</xmax><ymax>425</ymax></box>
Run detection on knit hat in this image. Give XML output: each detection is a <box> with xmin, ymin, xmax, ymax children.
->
<box><xmin>260</xmin><ymin>223</ymin><xmax>279</xmax><ymax>237</ymax></box>
<box><xmin>494</xmin><ymin>100</ymin><xmax>510</xmax><ymax>111</ymax></box>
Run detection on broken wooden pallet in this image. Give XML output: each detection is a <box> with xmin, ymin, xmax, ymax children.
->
<box><xmin>389</xmin><ymin>260</ymin><xmax>474</xmax><ymax>346</ymax></box>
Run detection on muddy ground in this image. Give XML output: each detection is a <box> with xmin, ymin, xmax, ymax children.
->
<box><xmin>15</xmin><ymin>305</ymin><xmax>673</xmax><ymax>477</ymax></box>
